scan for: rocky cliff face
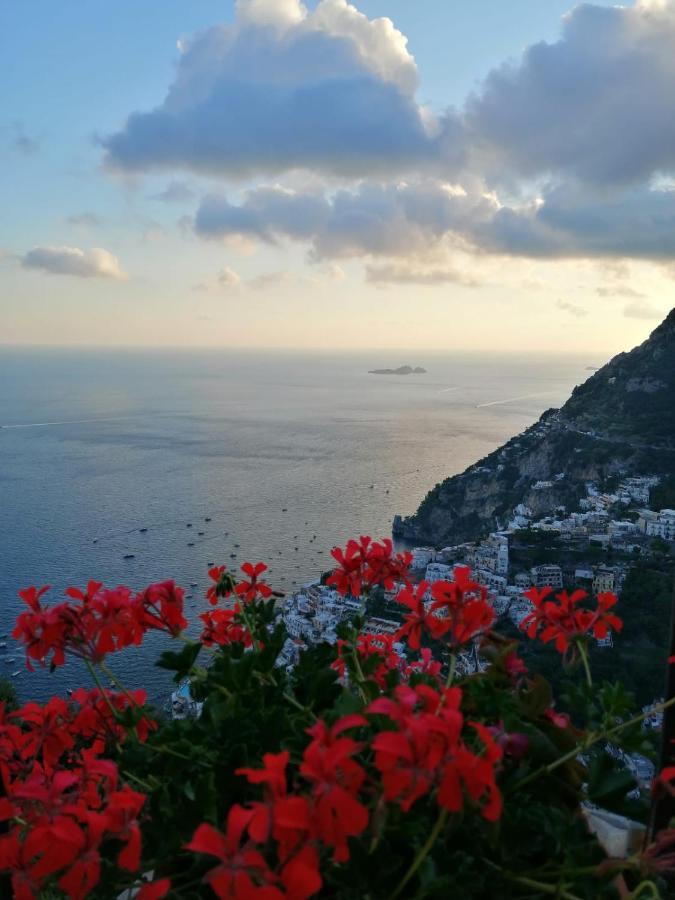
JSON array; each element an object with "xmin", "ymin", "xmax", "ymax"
[{"xmin": 395, "ymin": 309, "xmax": 675, "ymax": 546}]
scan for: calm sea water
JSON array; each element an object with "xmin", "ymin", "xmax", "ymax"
[{"xmin": 0, "ymin": 347, "xmax": 599, "ymax": 703}]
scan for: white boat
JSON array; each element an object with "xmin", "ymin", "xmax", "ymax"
[{"xmin": 11, "ymin": 671, "xmax": 19, "ymax": 678}]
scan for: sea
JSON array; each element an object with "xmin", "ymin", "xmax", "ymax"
[{"xmin": 0, "ymin": 347, "xmax": 601, "ymax": 705}]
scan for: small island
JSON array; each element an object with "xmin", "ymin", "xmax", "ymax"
[{"xmin": 368, "ymin": 365, "xmax": 427, "ymax": 375}]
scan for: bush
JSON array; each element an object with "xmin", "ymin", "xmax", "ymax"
[{"xmin": 2, "ymin": 540, "xmax": 675, "ymax": 898}]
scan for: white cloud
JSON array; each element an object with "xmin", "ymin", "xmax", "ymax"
[
  {"xmin": 217, "ymin": 266, "xmax": 241, "ymax": 288},
  {"xmin": 105, "ymin": 0, "xmax": 675, "ymax": 267},
  {"xmin": 152, "ymin": 180, "xmax": 196, "ymax": 203},
  {"xmin": 556, "ymin": 299, "xmax": 588, "ymax": 318},
  {"xmin": 21, "ymin": 246, "xmax": 127, "ymax": 280},
  {"xmin": 623, "ymin": 299, "xmax": 665, "ymax": 319},
  {"xmin": 104, "ymin": 0, "xmax": 434, "ymax": 178},
  {"xmin": 464, "ymin": 1, "xmax": 675, "ymax": 188},
  {"xmin": 365, "ymin": 262, "xmax": 480, "ymax": 286}
]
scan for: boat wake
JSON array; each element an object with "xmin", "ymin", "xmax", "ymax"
[
  {"xmin": 476, "ymin": 391, "xmax": 554, "ymax": 409},
  {"xmin": 0, "ymin": 416, "xmax": 135, "ymax": 429}
]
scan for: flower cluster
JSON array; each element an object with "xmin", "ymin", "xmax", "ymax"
[
  {"xmin": 187, "ymin": 716, "xmax": 369, "ymax": 899},
  {"xmin": 368, "ymin": 684, "xmax": 502, "ymax": 819},
  {"xmin": 0, "ymin": 690, "xmax": 161, "ymax": 900},
  {"xmin": 206, "ymin": 562, "xmax": 273, "ymax": 607},
  {"xmin": 200, "ymin": 605, "xmax": 253, "ymax": 649},
  {"xmin": 520, "ymin": 586, "xmax": 623, "ymax": 653},
  {"xmin": 332, "ymin": 632, "xmax": 401, "ymax": 688},
  {"xmin": 327, "ymin": 537, "xmax": 412, "ymax": 598},
  {"xmin": 187, "ymin": 680, "xmax": 504, "ymax": 898},
  {"xmin": 13, "ymin": 580, "xmax": 187, "ymax": 670},
  {"xmin": 395, "ymin": 567, "xmax": 494, "ymax": 651},
  {"xmin": 7, "ymin": 533, "xmax": 670, "ymax": 900}
]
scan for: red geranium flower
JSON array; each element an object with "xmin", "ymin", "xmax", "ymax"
[{"xmin": 236, "ymin": 563, "xmax": 272, "ymax": 604}]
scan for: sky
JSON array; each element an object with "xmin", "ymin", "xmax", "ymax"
[{"xmin": 1, "ymin": 0, "xmax": 675, "ymax": 354}]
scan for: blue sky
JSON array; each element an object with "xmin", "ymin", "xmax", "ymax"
[{"xmin": 1, "ymin": 0, "xmax": 673, "ymax": 351}]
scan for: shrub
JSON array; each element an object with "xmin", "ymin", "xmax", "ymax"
[{"xmin": 1, "ymin": 537, "xmax": 674, "ymax": 898}]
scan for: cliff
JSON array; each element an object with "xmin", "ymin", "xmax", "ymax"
[{"xmin": 395, "ymin": 309, "xmax": 675, "ymax": 546}]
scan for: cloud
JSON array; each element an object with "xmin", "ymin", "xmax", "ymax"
[
  {"xmin": 66, "ymin": 212, "xmax": 103, "ymax": 227},
  {"xmin": 194, "ymin": 180, "xmax": 492, "ymax": 259},
  {"xmin": 104, "ymin": 0, "xmax": 675, "ymax": 266},
  {"xmin": 103, "ymin": 0, "xmax": 442, "ymax": 178},
  {"xmin": 248, "ymin": 270, "xmax": 297, "ymax": 290},
  {"xmin": 152, "ymin": 180, "xmax": 196, "ymax": 203},
  {"xmin": 3, "ymin": 121, "xmax": 41, "ymax": 156},
  {"xmin": 21, "ymin": 246, "xmax": 127, "ymax": 280},
  {"xmin": 556, "ymin": 299, "xmax": 588, "ymax": 318},
  {"xmin": 217, "ymin": 266, "xmax": 241, "ymax": 288},
  {"xmin": 595, "ymin": 285, "xmax": 645, "ymax": 299},
  {"xmin": 365, "ymin": 262, "xmax": 480, "ymax": 286},
  {"xmin": 464, "ymin": 0, "xmax": 675, "ymax": 188},
  {"xmin": 193, "ymin": 177, "xmax": 675, "ymax": 264},
  {"xmin": 623, "ymin": 298, "xmax": 665, "ymax": 320}
]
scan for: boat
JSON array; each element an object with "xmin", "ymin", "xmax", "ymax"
[
  {"xmin": 123, "ymin": 554, "xmax": 135, "ymax": 559},
  {"xmin": 0, "ymin": 642, "xmax": 6, "ymax": 649},
  {"xmin": 198, "ymin": 531, "xmax": 204, "ymax": 535},
  {"xmin": 11, "ymin": 671, "xmax": 19, "ymax": 678},
  {"xmin": 205, "ymin": 517, "xmax": 212, "ymax": 522},
  {"xmin": 190, "ymin": 582, "xmax": 197, "ymax": 588},
  {"xmin": 230, "ymin": 553, "xmax": 237, "ymax": 558},
  {"xmin": 139, "ymin": 527, "xmax": 148, "ymax": 533},
  {"xmin": 186, "ymin": 523, "xmax": 192, "ymax": 528},
  {"xmin": 282, "ymin": 508, "xmax": 287, "ymax": 512},
  {"xmin": 6, "ymin": 658, "xmax": 15, "ymax": 664},
  {"xmin": 187, "ymin": 542, "xmax": 194, "ymax": 547},
  {"xmin": 66, "ymin": 688, "xmax": 73, "ymax": 697}
]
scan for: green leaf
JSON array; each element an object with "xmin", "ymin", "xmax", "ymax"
[{"xmin": 155, "ymin": 640, "xmax": 202, "ymax": 682}]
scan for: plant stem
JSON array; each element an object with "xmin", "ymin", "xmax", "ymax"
[
  {"xmin": 512, "ymin": 694, "xmax": 675, "ymax": 793},
  {"xmin": 577, "ymin": 641, "xmax": 593, "ymax": 688},
  {"xmin": 238, "ymin": 602, "xmax": 260, "ymax": 652},
  {"xmin": 505, "ymin": 873, "xmax": 583, "ymax": 899},
  {"xmin": 100, "ymin": 662, "xmax": 141, "ymax": 707},
  {"xmin": 481, "ymin": 859, "xmax": 584, "ymax": 899},
  {"xmin": 391, "ymin": 808, "xmax": 448, "ymax": 899},
  {"xmin": 84, "ymin": 660, "xmax": 120, "ymax": 720},
  {"xmin": 445, "ymin": 651, "xmax": 457, "ymax": 688}
]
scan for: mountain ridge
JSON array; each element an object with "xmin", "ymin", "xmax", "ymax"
[{"xmin": 395, "ymin": 310, "xmax": 675, "ymax": 546}]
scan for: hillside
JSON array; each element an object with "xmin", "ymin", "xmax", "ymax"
[{"xmin": 395, "ymin": 309, "xmax": 675, "ymax": 546}]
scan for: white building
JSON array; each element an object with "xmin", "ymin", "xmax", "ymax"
[
  {"xmin": 412, "ymin": 547, "xmax": 435, "ymax": 569},
  {"xmin": 531, "ymin": 565, "xmax": 563, "ymax": 590},
  {"xmin": 425, "ymin": 562, "xmax": 455, "ymax": 584}
]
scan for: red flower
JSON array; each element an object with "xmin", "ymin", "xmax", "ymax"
[
  {"xmin": 332, "ymin": 634, "xmax": 400, "ymax": 688},
  {"xmin": 520, "ymin": 587, "xmax": 622, "ymax": 653},
  {"xmin": 200, "ymin": 605, "xmax": 252, "ymax": 648},
  {"xmin": 12, "ymin": 698, "xmax": 75, "ymax": 772},
  {"xmin": 103, "ymin": 785, "xmax": 146, "ymax": 871},
  {"xmin": 394, "ymin": 581, "xmax": 431, "ymax": 650},
  {"xmin": 504, "ymin": 651, "xmax": 528, "ymax": 681},
  {"xmin": 137, "ymin": 877, "xmax": 172, "ymax": 900},
  {"xmin": 427, "ymin": 570, "xmax": 494, "ymax": 648},
  {"xmin": 136, "ymin": 580, "xmax": 187, "ymax": 636},
  {"xmin": 236, "ymin": 563, "xmax": 273, "ymax": 604},
  {"xmin": 299, "ymin": 716, "xmax": 368, "ymax": 862},
  {"xmin": 404, "ymin": 647, "xmax": 442, "ymax": 682},
  {"xmin": 187, "ymin": 810, "xmax": 282, "ymax": 899},
  {"xmin": 327, "ymin": 536, "xmax": 413, "ymax": 598}
]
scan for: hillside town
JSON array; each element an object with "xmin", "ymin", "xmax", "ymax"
[
  {"xmin": 273, "ymin": 474, "xmax": 674, "ymax": 790},
  {"xmin": 280, "ymin": 474, "xmax": 673, "ymax": 659}
]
